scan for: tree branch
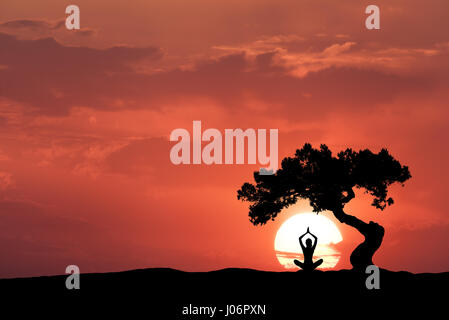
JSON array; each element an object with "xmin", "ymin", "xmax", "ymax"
[{"xmin": 341, "ymin": 187, "xmax": 355, "ymax": 204}]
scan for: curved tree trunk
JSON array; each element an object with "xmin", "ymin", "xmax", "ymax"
[{"xmin": 331, "ymin": 207, "xmax": 384, "ymax": 271}]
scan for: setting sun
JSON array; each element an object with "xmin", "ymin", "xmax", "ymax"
[{"xmin": 274, "ymin": 213, "xmax": 343, "ymax": 270}]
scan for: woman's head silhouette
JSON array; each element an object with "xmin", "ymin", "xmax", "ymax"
[{"xmin": 305, "ymin": 238, "xmax": 313, "ymax": 248}]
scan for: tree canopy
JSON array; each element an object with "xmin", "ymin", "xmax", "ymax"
[{"xmin": 237, "ymin": 143, "xmax": 411, "ymax": 225}]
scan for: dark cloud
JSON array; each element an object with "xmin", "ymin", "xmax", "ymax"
[
  {"xmin": 0, "ymin": 19, "xmax": 97, "ymax": 38},
  {"xmin": 0, "ymin": 19, "xmax": 59, "ymax": 30},
  {"xmin": 0, "ymin": 31, "xmax": 442, "ymax": 120},
  {"xmin": 0, "ymin": 33, "xmax": 163, "ymax": 115}
]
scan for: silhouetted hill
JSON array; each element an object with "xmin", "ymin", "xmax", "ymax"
[{"xmin": 1, "ymin": 268, "xmax": 447, "ymax": 317}]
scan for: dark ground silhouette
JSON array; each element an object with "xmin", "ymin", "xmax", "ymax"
[{"xmin": 1, "ymin": 268, "xmax": 447, "ymax": 317}]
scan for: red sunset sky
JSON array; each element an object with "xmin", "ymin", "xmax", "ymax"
[{"xmin": 0, "ymin": 0, "xmax": 448, "ymax": 278}]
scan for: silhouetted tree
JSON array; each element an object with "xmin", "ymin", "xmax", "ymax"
[{"xmin": 237, "ymin": 143, "xmax": 411, "ymax": 271}]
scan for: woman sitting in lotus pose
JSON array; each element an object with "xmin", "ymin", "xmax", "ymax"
[{"xmin": 294, "ymin": 227, "xmax": 323, "ymax": 271}]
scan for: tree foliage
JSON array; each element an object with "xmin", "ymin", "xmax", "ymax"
[{"xmin": 237, "ymin": 143, "xmax": 411, "ymax": 225}]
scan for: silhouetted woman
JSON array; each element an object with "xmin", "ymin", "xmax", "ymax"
[{"xmin": 294, "ymin": 227, "xmax": 323, "ymax": 271}]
